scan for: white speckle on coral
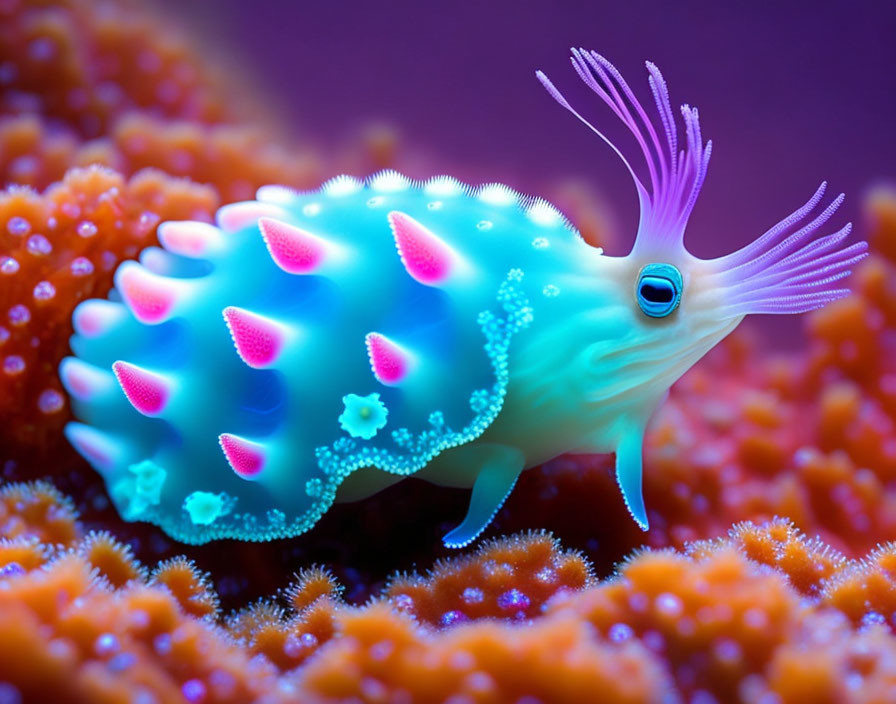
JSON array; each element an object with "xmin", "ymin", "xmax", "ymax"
[
  {"xmin": 26, "ymin": 234, "xmax": 52, "ymax": 256},
  {"xmin": 33, "ymin": 281, "xmax": 56, "ymax": 301},
  {"xmin": 70, "ymin": 257, "xmax": 95, "ymax": 276},
  {"xmin": 0, "ymin": 257, "xmax": 19, "ymax": 275},
  {"xmin": 8, "ymin": 304, "xmax": 30, "ymax": 326},
  {"xmin": 38, "ymin": 389, "xmax": 64, "ymax": 414},
  {"xmin": 6, "ymin": 216, "xmax": 30, "ymax": 236},
  {"xmin": 3, "ymin": 355, "xmax": 25, "ymax": 375},
  {"xmin": 77, "ymin": 220, "xmax": 98, "ymax": 238}
]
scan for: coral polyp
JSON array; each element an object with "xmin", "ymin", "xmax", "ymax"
[
  {"xmin": 5, "ymin": 478, "xmax": 896, "ymax": 703},
  {"xmin": 0, "ymin": 0, "xmax": 243, "ymax": 134},
  {"xmin": 0, "ymin": 166, "xmax": 218, "ymax": 451},
  {"xmin": 1, "ymin": 0, "xmax": 895, "ymax": 698},
  {"xmin": 64, "ymin": 52, "xmax": 865, "ymax": 548}
]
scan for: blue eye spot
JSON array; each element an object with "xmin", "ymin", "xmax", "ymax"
[{"xmin": 636, "ymin": 263, "xmax": 682, "ymax": 318}]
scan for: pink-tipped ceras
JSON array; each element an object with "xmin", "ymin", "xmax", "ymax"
[{"xmin": 61, "ymin": 50, "xmax": 866, "ymax": 546}]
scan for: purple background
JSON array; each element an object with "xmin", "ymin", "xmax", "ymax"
[{"xmin": 165, "ymin": 0, "xmax": 895, "ymax": 340}]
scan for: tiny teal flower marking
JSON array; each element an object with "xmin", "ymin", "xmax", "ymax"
[
  {"xmin": 184, "ymin": 491, "xmax": 225, "ymax": 525},
  {"xmin": 128, "ymin": 460, "xmax": 166, "ymax": 506},
  {"xmin": 339, "ymin": 392, "xmax": 388, "ymax": 439}
]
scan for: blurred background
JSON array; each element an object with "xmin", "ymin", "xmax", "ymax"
[
  {"xmin": 161, "ymin": 0, "xmax": 895, "ymax": 256},
  {"xmin": 2, "ymin": 0, "xmax": 896, "ymax": 614}
]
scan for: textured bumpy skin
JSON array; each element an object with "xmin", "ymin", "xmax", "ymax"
[
  {"xmin": 62, "ymin": 51, "xmax": 867, "ymax": 546},
  {"xmin": 61, "ymin": 172, "xmax": 574, "ymax": 543}
]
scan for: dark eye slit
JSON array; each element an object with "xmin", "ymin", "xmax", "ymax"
[{"xmin": 640, "ymin": 281, "xmax": 675, "ymax": 304}]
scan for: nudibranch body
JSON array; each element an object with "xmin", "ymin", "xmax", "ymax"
[{"xmin": 61, "ymin": 51, "xmax": 867, "ymax": 546}]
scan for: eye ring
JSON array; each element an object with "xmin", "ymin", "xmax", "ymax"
[{"xmin": 636, "ymin": 263, "xmax": 683, "ymax": 318}]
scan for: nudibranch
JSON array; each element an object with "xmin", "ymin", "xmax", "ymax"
[{"xmin": 61, "ymin": 50, "xmax": 867, "ymax": 546}]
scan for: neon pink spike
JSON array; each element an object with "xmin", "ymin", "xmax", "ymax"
[
  {"xmin": 116, "ymin": 263, "xmax": 180, "ymax": 324},
  {"xmin": 219, "ymin": 433, "xmax": 266, "ymax": 479},
  {"xmin": 365, "ymin": 332, "xmax": 412, "ymax": 385},
  {"xmin": 387, "ymin": 211, "xmax": 455, "ymax": 285},
  {"xmin": 216, "ymin": 202, "xmax": 284, "ymax": 233},
  {"xmin": 158, "ymin": 221, "xmax": 224, "ymax": 258},
  {"xmin": 112, "ymin": 361, "xmax": 170, "ymax": 416},
  {"xmin": 222, "ymin": 307, "xmax": 286, "ymax": 369},
  {"xmin": 258, "ymin": 217, "xmax": 329, "ymax": 274}
]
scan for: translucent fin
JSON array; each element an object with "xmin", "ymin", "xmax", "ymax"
[
  {"xmin": 615, "ymin": 423, "xmax": 648, "ymax": 531},
  {"xmin": 442, "ymin": 445, "xmax": 524, "ymax": 548}
]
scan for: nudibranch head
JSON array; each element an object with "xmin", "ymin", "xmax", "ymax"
[
  {"xmin": 536, "ymin": 50, "xmax": 867, "ymax": 531},
  {"xmin": 538, "ymin": 48, "xmax": 867, "ymax": 337}
]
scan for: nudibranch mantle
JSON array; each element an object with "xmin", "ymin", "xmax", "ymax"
[{"xmin": 62, "ymin": 51, "xmax": 867, "ymax": 547}]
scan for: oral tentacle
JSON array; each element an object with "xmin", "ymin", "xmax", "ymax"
[
  {"xmin": 726, "ymin": 194, "xmax": 847, "ymax": 281},
  {"xmin": 766, "ymin": 224, "xmax": 852, "ymax": 272},
  {"xmin": 729, "ymin": 240, "xmax": 867, "ymax": 298},
  {"xmin": 714, "ymin": 183, "xmax": 829, "ymax": 271},
  {"xmin": 707, "ymin": 179, "xmax": 866, "ymax": 318}
]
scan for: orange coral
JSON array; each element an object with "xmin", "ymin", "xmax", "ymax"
[
  {"xmin": 77, "ymin": 529, "xmax": 145, "ymax": 587},
  {"xmin": 0, "ymin": 478, "xmax": 80, "ymax": 545},
  {"xmin": 822, "ymin": 542, "xmax": 896, "ymax": 625},
  {"xmin": 4, "ymin": 480, "xmax": 896, "ymax": 703},
  {"xmin": 0, "ymin": 114, "xmax": 79, "ymax": 188},
  {"xmin": 0, "ymin": 554, "xmax": 290, "ymax": 704},
  {"xmin": 386, "ymin": 531, "xmax": 591, "ymax": 626},
  {"xmin": 0, "ymin": 166, "xmax": 218, "ymax": 451},
  {"xmin": 503, "ymin": 187, "xmax": 896, "ymax": 562},
  {"xmin": 296, "ymin": 603, "xmax": 668, "ymax": 704},
  {"xmin": 150, "ymin": 556, "xmax": 220, "ymax": 621},
  {"xmin": 225, "ymin": 567, "xmax": 343, "ymax": 671},
  {"xmin": 0, "ymin": 112, "xmax": 323, "ymax": 197},
  {"xmin": 0, "ymin": 0, "xmax": 247, "ymax": 134},
  {"xmin": 694, "ymin": 517, "xmax": 848, "ymax": 596}
]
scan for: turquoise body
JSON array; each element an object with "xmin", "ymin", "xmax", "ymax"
[
  {"xmin": 63, "ymin": 175, "xmax": 650, "ymax": 545},
  {"xmin": 61, "ymin": 52, "xmax": 867, "ymax": 547}
]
